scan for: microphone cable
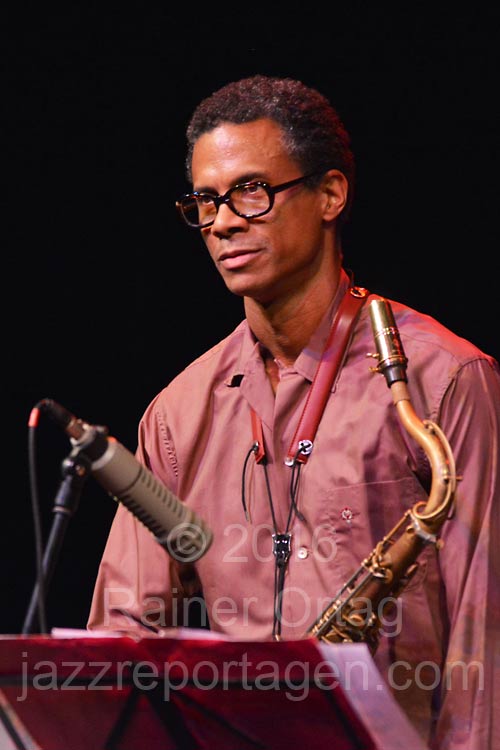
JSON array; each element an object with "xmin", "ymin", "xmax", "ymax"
[{"xmin": 24, "ymin": 403, "xmax": 48, "ymax": 634}]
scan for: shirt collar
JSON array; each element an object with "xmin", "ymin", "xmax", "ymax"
[{"xmin": 226, "ymin": 269, "xmax": 353, "ymax": 387}]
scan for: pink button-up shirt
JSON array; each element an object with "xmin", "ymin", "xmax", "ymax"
[{"xmin": 88, "ymin": 272, "xmax": 500, "ymax": 749}]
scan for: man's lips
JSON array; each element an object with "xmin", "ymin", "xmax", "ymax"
[{"xmin": 218, "ymin": 247, "xmax": 261, "ymax": 268}]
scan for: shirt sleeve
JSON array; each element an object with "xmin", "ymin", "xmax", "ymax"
[
  {"xmin": 431, "ymin": 356, "xmax": 500, "ymax": 750},
  {"xmin": 87, "ymin": 404, "xmax": 203, "ymax": 635}
]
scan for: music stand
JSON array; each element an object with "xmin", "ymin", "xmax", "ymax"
[{"xmin": 0, "ymin": 631, "xmax": 427, "ymax": 750}]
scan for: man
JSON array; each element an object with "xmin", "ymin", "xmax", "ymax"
[{"xmin": 88, "ymin": 75, "xmax": 500, "ymax": 749}]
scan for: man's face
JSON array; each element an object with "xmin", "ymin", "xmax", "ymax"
[{"xmin": 191, "ymin": 118, "xmax": 332, "ymax": 305}]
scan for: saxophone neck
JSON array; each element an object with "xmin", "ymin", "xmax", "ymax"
[
  {"xmin": 370, "ymin": 302, "xmax": 458, "ymax": 531},
  {"xmin": 396, "ymin": 391, "xmax": 457, "ymax": 531}
]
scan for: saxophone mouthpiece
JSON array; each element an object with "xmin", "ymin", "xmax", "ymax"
[{"xmin": 369, "ymin": 299, "xmax": 408, "ymax": 387}]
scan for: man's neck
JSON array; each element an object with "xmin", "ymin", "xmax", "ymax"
[{"xmin": 244, "ymin": 266, "xmax": 343, "ymax": 366}]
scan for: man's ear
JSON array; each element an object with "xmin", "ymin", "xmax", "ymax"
[{"xmin": 321, "ymin": 169, "xmax": 349, "ymax": 221}]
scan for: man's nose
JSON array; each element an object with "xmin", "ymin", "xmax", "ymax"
[{"xmin": 210, "ymin": 202, "xmax": 248, "ymax": 235}]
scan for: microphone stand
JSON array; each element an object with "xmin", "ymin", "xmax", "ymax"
[{"xmin": 22, "ymin": 447, "xmax": 91, "ymax": 635}]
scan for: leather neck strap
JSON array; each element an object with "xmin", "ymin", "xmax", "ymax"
[{"xmin": 251, "ymin": 285, "xmax": 370, "ymax": 466}]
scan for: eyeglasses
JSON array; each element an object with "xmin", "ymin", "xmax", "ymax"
[{"xmin": 176, "ymin": 171, "xmax": 324, "ymax": 229}]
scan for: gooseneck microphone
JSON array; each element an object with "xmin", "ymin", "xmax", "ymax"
[{"xmin": 38, "ymin": 399, "xmax": 213, "ymax": 563}]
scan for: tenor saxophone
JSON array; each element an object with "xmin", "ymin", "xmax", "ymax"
[{"xmin": 307, "ymin": 298, "xmax": 458, "ymax": 653}]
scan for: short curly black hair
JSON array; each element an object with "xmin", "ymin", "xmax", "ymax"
[{"xmin": 185, "ymin": 75, "xmax": 355, "ymax": 223}]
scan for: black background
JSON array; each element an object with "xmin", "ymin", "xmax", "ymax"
[{"xmin": 3, "ymin": 6, "xmax": 499, "ymax": 635}]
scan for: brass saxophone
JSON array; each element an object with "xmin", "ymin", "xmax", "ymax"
[{"xmin": 307, "ymin": 298, "xmax": 458, "ymax": 653}]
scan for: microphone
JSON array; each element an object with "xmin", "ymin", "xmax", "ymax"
[{"xmin": 38, "ymin": 399, "xmax": 213, "ymax": 563}]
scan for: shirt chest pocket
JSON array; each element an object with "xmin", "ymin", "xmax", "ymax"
[{"xmin": 315, "ymin": 476, "xmax": 430, "ymax": 593}]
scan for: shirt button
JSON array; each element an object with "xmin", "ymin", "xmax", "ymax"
[
  {"xmin": 297, "ymin": 546, "xmax": 309, "ymax": 560},
  {"xmin": 341, "ymin": 507, "xmax": 353, "ymax": 523}
]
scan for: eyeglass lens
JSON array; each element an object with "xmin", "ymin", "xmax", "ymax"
[{"xmin": 182, "ymin": 183, "xmax": 271, "ymax": 227}]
